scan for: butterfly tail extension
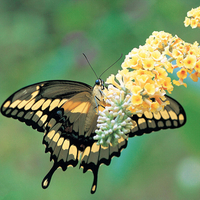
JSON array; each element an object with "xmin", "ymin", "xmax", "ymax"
[
  {"xmin": 42, "ymin": 162, "xmax": 58, "ymax": 189},
  {"xmin": 82, "ymin": 159, "xmax": 99, "ymax": 194},
  {"xmin": 91, "ymin": 170, "xmax": 98, "ymax": 194},
  {"xmin": 80, "ymin": 137, "xmax": 128, "ymax": 194}
]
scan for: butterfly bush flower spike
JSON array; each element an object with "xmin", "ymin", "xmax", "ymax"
[{"xmin": 94, "ymin": 80, "xmax": 133, "ymax": 147}]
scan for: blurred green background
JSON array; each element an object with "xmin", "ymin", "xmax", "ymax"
[{"xmin": 0, "ymin": 0, "xmax": 200, "ymax": 199}]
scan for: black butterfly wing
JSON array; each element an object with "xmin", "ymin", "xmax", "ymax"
[
  {"xmin": 1, "ymin": 80, "xmax": 92, "ymax": 132},
  {"xmin": 74, "ymin": 95, "xmax": 186, "ymax": 193},
  {"xmin": 80, "ymin": 137, "xmax": 128, "ymax": 194},
  {"xmin": 40, "ymin": 87, "xmax": 128, "ymax": 193},
  {"xmin": 129, "ymin": 95, "xmax": 186, "ymax": 137},
  {"xmin": 41, "ymin": 90, "xmax": 96, "ymax": 189}
]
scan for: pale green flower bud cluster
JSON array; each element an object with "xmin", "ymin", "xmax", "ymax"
[{"xmin": 94, "ymin": 85, "xmax": 134, "ymax": 147}]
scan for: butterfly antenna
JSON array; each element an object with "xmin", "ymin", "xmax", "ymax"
[
  {"xmin": 99, "ymin": 53, "xmax": 123, "ymax": 78},
  {"xmin": 83, "ymin": 53, "xmax": 98, "ymax": 79}
]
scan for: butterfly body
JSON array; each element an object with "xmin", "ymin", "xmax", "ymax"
[{"xmin": 1, "ymin": 78, "xmax": 186, "ymax": 194}]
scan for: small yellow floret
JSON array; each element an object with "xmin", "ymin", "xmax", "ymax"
[
  {"xmin": 155, "ymin": 67, "xmax": 168, "ymax": 79},
  {"xmin": 138, "ymin": 50, "xmax": 148, "ymax": 59},
  {"xmin": 131, "ymin": 94, "xmax": 143, "ymax": 105},
  {"xmin": 151, "ymin": 50, "xmax": 162, "ymax": 61},
  {"xmin": 106, "ymin": 74, "xmax": 121, "ymax": 89},
  {"xmin": 185, "ymin": 7, "xmax": 200, "ymax": 29},
  {"xmin": 144, "ymin": 83, "xmax": 155, "ymax": 95},
  {"xmin": 150, "ymin": 102, "xmax": 160, "ymax": 112},
  {"xmin": 136, "ymin": 74, "xmax": 149, "ymax": 84},
  {"xmin": 190, "ymin": 72, "xmax": 199, "ymax": 82},
  {"xmin": 177, "ymin": 68, "xmax": 188, "ymax": 79},
  {"xmin": 173, "ymin": 79, "xmax": 187, "ymax": 87},
  {"xmin": 142, "ymin": 58, "xmax": 155, "ymax": 70},
  {"xmin": 176, "ymin": 56, "xmax": 184, "ymax": 67},
  {"xmin": 162, "ymin": 77, "xmax": 173, "ymax": 93},
  {"xmin": 164, "ymin": 62, "xmax": 174, "ymax": 73},
  {"xmin": 129, "ymin": 55, "xmax": 139, "ymax": 67},
  {"xmin": 191, "ymin": 18, "xmax": 198, "ymax": 28},
  {"xmin": 172, "ymin": 49, "xmax": 182, "ymax": 58},
  {"xmin": 184, "ymin": 55, "xmax": 196, "ymax": 69},
  {"xmin": 184, "ymin": 17, "xmax": 191, "ymax": 27},
  {"xmin": 131, "ymin": 85, "xmax": 143, "ymax": 95},
  {"xmin": 195, "ymin": 60, "xmax": 200, "ymax": 72}
]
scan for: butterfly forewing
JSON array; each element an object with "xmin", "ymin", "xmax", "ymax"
[{"xmin": 1, "ymin": 80, "xmax": 92, "ymax": 132}]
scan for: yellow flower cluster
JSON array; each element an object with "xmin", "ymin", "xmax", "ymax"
[
  {"xmin": 106, "ymin": 48, "xmax": 170, "ymax": 113},
  {"xmin": 94, "ymin": 6, "xmax": 200, "ymax": 146},
  {"xmin": 166, "ymin": 36, "xmax": 200, "ymax": 84},
  {"xmin": 106, "ymin": 30, "xmax": 200, "ymax": 114},
  {"xmin": 184, "ymin": 6, "xmax": 200, "ymax": 28}
]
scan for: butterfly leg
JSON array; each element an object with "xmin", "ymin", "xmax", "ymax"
[
  {"xmin": 93, "ymin": 96, "xmax": 105, "ymax": 114},
  {"xmin": 94, "ymin": 96, "xmax": 100, "ymax": 114}
]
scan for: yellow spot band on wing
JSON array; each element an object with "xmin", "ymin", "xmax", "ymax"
[
  {"xmin": 69, "ymin": 145, "xmax": 77, "ymax": 155},
  {"xmin": 10, "ymin": 100, "xmax": 21, "ymax": 109},
  {"xmin": 38, "ymin": 115, "xmax": 48, "ymax": 126},
  {"xmin": 2, "ymin": 101, "xmax": 11, "ymax": 111},
  {"xmin": 32, "ymin": 99, "xmax": 45, "ymax": 110},
  {"xmin": 71, "ymin": 102, "xmax": 91, "ymax": 113},
  {"xmin": 179, "ymin": 114, "xmax": 185, "ymax": 124},
  {"xmin": 160, "ymin": 110, "xmax": 170, "ymax": 119},
  {"xmin": 41, "ymin": 99, "xmax": 52, "ymax": 110},
  {"xmin": 144, "ymin": 111, "xmax": 153, "ymax": 119},
  {"xmin": 53, "ymin": 132, "xmax": 60, "ymax": 142},
  {"xmin": 47, "ymin": 130, "xmax": 56, "ymax": 140},
  {"xmin": 80, "ymin": 146, "xmax": 91, "ymax": 164},
  {"xmin": 67, "ymin": 145, "xmax": 77, "ymax": 161},
  {"xmin": 17, "ymin": 100, "xmax": 30, "ymax": 109},
  {"xmin": 62, "ymin": 139, "xmax": 70, "ymax": 150},
  {"xmin": 138, "ymin": 118, "xmax": 147, "ymax": 129},
  {"xmin": 57, "ymin": 137, "xmax": 64, "ymax": 146},
  {"xmin": 91, "ymin": 143, "xmax": 100, "ymax": 153},
  {"xmin": 24, "ymin": 99, "xmax": 36, "ymax": 110},
  {"xmin": 168, "ymin": 110, "xmax": 178, "ymax": 120},
  {"xmin": 118, "ymin": 137, "xmax": 125, "ymax": 143},
  {"xmin": 49, "ymin": 99, "xmax": 60, "ymax": 111}
]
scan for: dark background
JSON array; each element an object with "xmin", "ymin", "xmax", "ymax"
[{"xmin": 0, "ymin": 0, "xmax": 200, "ymax": 199}]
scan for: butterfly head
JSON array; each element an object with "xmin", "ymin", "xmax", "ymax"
[{"xmin": 95, "ymin": 79, "xmax": 104, "ymax": 90}]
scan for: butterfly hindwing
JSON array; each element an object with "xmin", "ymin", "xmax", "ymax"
[
  {"xmin": 40, "ymin": 89, "xmax": 128, "ymax": 193},
  {"xmin": 80, "ymin": 137, "xmax": 128, "ymax": 193},
  {"xmin": 41, "ymin": 94, "xmax": 95, "ymax": 188},
  {"xmin": 129, "ymin": 95, "xmax": 186, "ymax": 137}
]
